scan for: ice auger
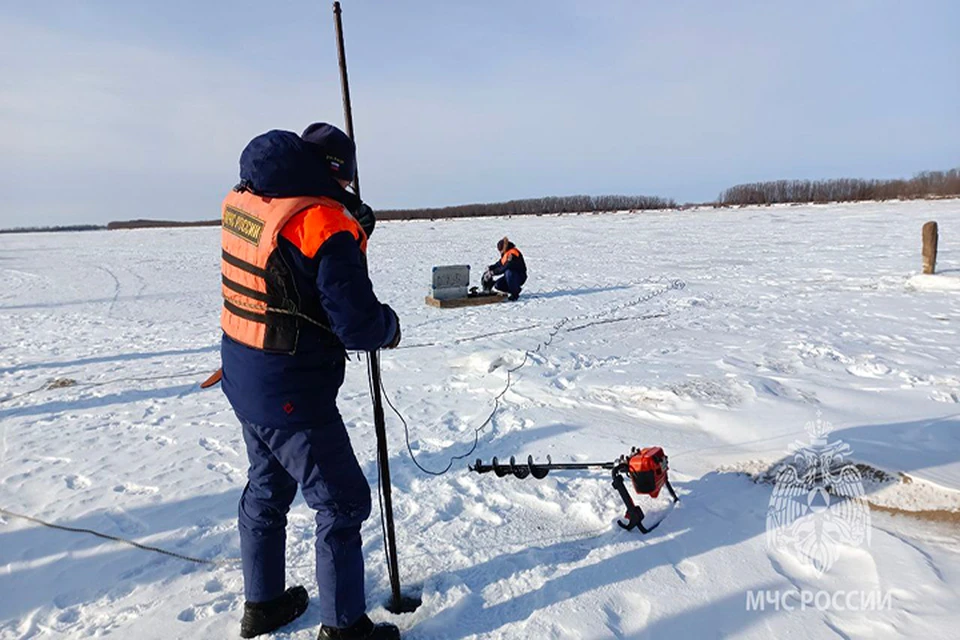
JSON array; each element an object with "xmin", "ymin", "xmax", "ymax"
[{"xmin": 469, "ymin": 446, "xmax": 679, "ymax": 534}]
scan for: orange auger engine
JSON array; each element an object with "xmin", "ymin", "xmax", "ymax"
[{"xmin": 470, "ymin": 446, "xmax": 679, "ymax": 534}]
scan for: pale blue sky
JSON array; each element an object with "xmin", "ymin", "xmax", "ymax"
[{"xmin": 1, "ymin": 1, "xmax": 957, "ymax": 226}]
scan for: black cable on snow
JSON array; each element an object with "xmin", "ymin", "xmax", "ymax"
[
  {"xmin": 396, "ymin": 277, "xmax": 678, "ymax": 351},
  {"xmin": 382, "ymin": 278, "xmax": 686, "ymax": 476},
  {"xmin": 0, "ymin": 280, "xmax": 684, "ymax": 566},
  {"xmin": 0, "ymin": 369, "xmax": 230, "ymax": 567},
  {"xmin": 0, "ymin": 507, "xmax": 231, "ymax": 566}
]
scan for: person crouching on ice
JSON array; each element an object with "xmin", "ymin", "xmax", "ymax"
[
  {"xmin": 481, "ymin": 236, "xmax": 527, "ymax": 300},
  {"xmin": 220, "ymin": 123, "xmax": 401, "ymax": 640}
]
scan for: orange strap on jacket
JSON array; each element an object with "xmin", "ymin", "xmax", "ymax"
[
  {"xmin": 500, "ymin": 247, "xmax": 521, "ymax": 265},
  {"xmin": 280, "ymin": 205, "xmax": 367, "ymax": 258}
]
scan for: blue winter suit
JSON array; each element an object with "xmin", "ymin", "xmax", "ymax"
[
  {"xmin": 220, "ymin": 130, "xmax": 397, "ymax": 628},
  {"xmin": 487, "ymin": 242, "xmax": 527, "ymax": 299}
]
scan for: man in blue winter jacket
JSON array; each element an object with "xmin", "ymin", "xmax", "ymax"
[
  {"xmin": 481, "ymin": 236, "xmax": 527, "ymax": 300},
  {"xmin": 219, "ymin": 123, "xmax": 401, "ymax": 639}
]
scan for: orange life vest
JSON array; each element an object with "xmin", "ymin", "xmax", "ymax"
[
  {"xmin": 500, "ymin": 247, "xmax": 522, "ymax": 265},
  {"xmin": 220, "ymin": 188, "xmax": 366, "ymax": 353}
]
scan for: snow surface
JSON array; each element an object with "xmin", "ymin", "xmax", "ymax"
[{"xmin": 1, "ymin": 199, "xmax": 960, "ymax": 639}]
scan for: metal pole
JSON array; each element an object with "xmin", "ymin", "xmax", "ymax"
[
  {"xmin": 333, "ymin": 1, "xmax": 360, "ymax": 198},
  {"xmin": 331, "ymin": 1, "xmax": 418, "ymax": 615}
]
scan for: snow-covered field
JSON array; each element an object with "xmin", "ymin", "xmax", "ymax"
[{"xmin": 2, "ymin": 199, "xmax": 959, "ymax": 639}]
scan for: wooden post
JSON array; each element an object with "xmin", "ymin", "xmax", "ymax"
[{"xmin": 922, "ymin": 221, "xmax": 938, "ymax": 275}]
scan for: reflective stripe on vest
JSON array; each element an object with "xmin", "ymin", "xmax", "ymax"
[
  {"xmin": 220, "ymin": 189, "xmax": 365, "ymax": 353},
  {"xmin": 500, "ymin": 247, "xmax": 521, "ymax": 265}
]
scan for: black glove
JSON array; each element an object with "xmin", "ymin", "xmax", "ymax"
[
  {"xmin": 354, "ymin": 203, "xmax": 376, "ymax": 238},
  {"xmin": 384, "ymin": 310, "xmax": 401, "ymax": 349},
  {"xmin": 481, "ymin": 269, "xmax": 495, "ymax": 291}
]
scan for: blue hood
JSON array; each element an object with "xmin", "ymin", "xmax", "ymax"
[{"xmin": 238, "ymin": 129, "xmax": 358, "ymax": 209}]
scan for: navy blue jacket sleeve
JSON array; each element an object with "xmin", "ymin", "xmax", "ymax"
[
  {"xmin": 489, "ymin": 255, "xmax": 513, "ymax": 276},
  {"xmin": 314, "ymin": 231, "xmax": 397, "ymax": 351}
]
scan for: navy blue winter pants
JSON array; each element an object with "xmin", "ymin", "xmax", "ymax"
[
  {"xmin": 237, "ymin": 414, "xmax": 372, "ymax": 627},
  {"xmin": 494, "ymin": 270, "xmax": 526, "ymax": 297}
]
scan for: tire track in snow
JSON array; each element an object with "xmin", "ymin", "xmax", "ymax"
[{"xmin": 91, "ymin": 264, "xmax": 122, "ymax": 316}]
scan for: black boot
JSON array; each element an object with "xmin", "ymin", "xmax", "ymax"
[
  {"xmin": 240, "ymin": 585, "xmax": 309, "ymax": 638},
  {"xmin": 317, "ymin": 614, "xmax": 400, "ymax": 640}
]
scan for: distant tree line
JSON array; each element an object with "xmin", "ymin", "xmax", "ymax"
[
  {"xmin": 0, "ymin": 224, "xmax": 104, "ymax": 234},
  {"xmin": 378, "ymin": 194, "xmax": 678, "ymax": 220},
  {"xmin": 106, "ymin": 219, "xmax": 220, "ymax": 230},
  {"xmin": 718, "ymin": 168, "xmax": 960, "ymax": 206},
  {"xmin": 4, "ymin": 168, "xmax": 959, "ymax": 233}
]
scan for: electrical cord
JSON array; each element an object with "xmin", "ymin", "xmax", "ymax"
[
  {"xmin": 0, "ymin": 507, "xmax": 232, "ymax": 566},
  {"xmin": 382, "ymin": 279, "xmax": 686, "ymax": 476},
  {"xmin": 397, "ymin": 277, "xmax": 681, "ymax": 351},
  {"xmin": 0, "ymin": 280, "xmax": 684, "ymax": 567}
]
